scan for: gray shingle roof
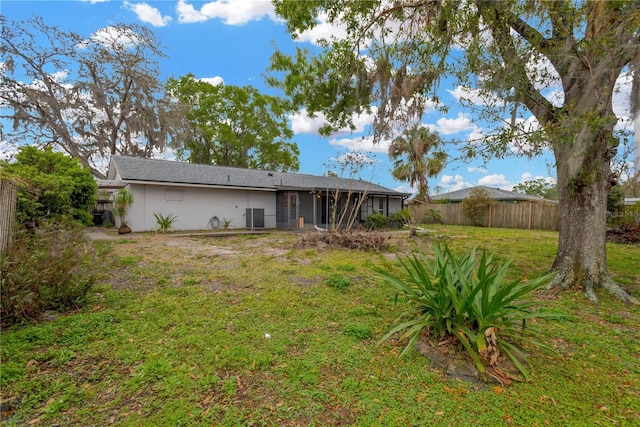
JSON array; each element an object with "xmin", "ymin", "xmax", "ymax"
[
  {"xmin": 431, "ymin": 186, "xmax": 552, "ymax": 202},
  {"xmin": 109, "ymin": 156, "xmax": 408, "ymax": 196}
]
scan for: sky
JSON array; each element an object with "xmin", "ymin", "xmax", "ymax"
[{"xmin": 1, "ymin": 0, "xmax": 636, "ymax": 196}]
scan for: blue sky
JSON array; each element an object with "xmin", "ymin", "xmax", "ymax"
[{"xmin": 1, "ymin": 0, "xmax": 636, "ymax": 195}]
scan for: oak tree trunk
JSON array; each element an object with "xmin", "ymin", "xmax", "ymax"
[{"xmin": 550, "ymin": 124, "xmax": 638, "ymax": 304}]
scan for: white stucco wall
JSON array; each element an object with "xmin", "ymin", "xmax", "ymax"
[{"xmin": 124, "ymin": 183, "xmax": 276, "ymax": 232}]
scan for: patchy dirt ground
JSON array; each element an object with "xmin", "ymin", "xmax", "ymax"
[
  {"xmin": 87, "ymin": 228, "xmax": 418, "ymax": 261},
  {"xmin": 88, "ymin": 229, "xmax": 303, "ymax": 292},
  {"xmin": 87, "ymin": 228, "xmax": 294, "ymax": 257}
]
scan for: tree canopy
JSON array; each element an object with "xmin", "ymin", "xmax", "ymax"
[
  {"xmin": 512, "ymin": 178, "xmax": 558, "ymax": 200},
  {"xmin": 0, "ymin": 16, "xmax": 181, "ymax": 178},
  {"xmin": 166, "ymin": 74, "xmax": 299, "ymax": 172},
  {"xmin": 0, "ymin": 145, "xmax": 97, "ymax": 226},
  {"xmin": 269, "ymin": 1, "xmax": 639, "ymax": 303}
]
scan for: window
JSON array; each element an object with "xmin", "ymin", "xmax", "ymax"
[
  {"xmin": 378, "ymin": 198, "xmax": 384, "ymax": 213},
  {"xmin": 166, "ymin": 190, "xmax": 183, "ymax": 201}
]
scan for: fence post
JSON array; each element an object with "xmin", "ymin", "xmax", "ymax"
[{"xmin": 0, "ymin": 180, "xmax": 18, "ymax": 255}]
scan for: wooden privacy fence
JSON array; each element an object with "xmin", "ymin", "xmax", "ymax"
[
  {"xmin": 416, "ymin": 202, "xmax": 559, "ymax": 231},
  {"xmin": 1, "ymin": 180, "xmax": 18, "ymax": 255}
]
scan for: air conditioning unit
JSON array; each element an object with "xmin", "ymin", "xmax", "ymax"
[{"xmin": 246, "ymin": 208, "xmax": 265, "ymax": 228}]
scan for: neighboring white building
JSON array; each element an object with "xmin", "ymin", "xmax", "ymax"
[{"xmin": 101, "ymin": 156, "xmax": 409, "ymax": 232}]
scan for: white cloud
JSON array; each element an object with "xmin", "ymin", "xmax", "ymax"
[
  {"xmin": 176, "ymin": 0, "xmax": 208, "ymax": 23},
  {"xmin": 292, "ymin": 9, "xmax": 404, "ymax": 45},
  {"xmin": 521, "ymin": 172, "xmax": 534, "ymax": 181},
  {"xmin": 200, "ymin": 76, "xmax": 224, "ymax": 86},
  {"xmin": 518, "ymin": 173, "xmax": 556, "ymax": 185},
  {"xmin": 507, "ymin": 115, "xmax": 545, "ymax": 155},
  {"xmin": 613, "ymin": 71, "xmax": 634, "ymax": 133},
  {"xmin": 350, "ymin": 110, "xmax": 376, "ymax": 133},
  {"xmin": 394, "ymin": 184, "xmax": 416, "ymax": 195},
  {"xmin": 124, "ymin": 2, "xmax": 172, "ymax": 27},
  {"xmin": 177, "ymin": 0, "xmax": 275, "ymax": 25},
  {"xmin": 467, "ymin": 127, "xmax": 486, "ymax": 144},
  {"xmin": 467, "ymin": 166, "xmax": 487, "ymax": 173},
  {"xmin": 526, "ymin": 54, "xmax": 562, "ymax": 92},
  {"xmin": 447, "ymin": 86, "xmax": 502, "ymax": 107},
  {"xmin": 543, "ymin": 88, "xmax": 564, "ymax": 107},
  {"xmin": 296, "ymin": 11, "xmax": 349, "ymax": 44},
  {"xmin": 478, "ymin": 174, "xmax": 511, "ymax": 189},
  {"xmin": 90, "ymin": 26, "xmax": 143, "ymax": 48},
  {"xmin": 440, "ymin": 174, "xmax": 462, "ymax": 185},
  {"xmin": 289, "ymin": 108, "xmax": 375, "ymax": 135},
  {"xmin": 435, "ymin": 113, "xmax": 478, "ymax": 135},
  {"xmin": 0, "ymin": 141, "xmax": 19, "ymax": 162},
  {"xmin": 290, "ymin": 110, "xmax": 327, "ymax": 134},
  {"xmin": 438, "ymin": 174, "xmax": 470, "ymax": 192},
  {"xmin": 333, "ymin": 151, "xmax": 376, "ymax": 166},
  {"xmin": 328, "ymin": 135, "xmax": 390, "ymax": 154}
]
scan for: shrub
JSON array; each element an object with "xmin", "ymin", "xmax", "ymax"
[
  {"xmin": 389, "ymin": 209, "xmax": 412, "ymax": 226},
  {"xmin": 461, "ymin": 188, "xmax": 495, "ymax": 226},
  {"xmin": 607, "ymin": 202, "xmax": 640, "ymax": 227},
  {"xmin": 423, "ymin": 208, "xmax": 443, "ymax": 224},
  {"xmin": 154, "ymin": 212, "xmax": 178, "ymax": 233},
  {"xmin": 0, "ymin": 146, "xmax": 97, "ymax": 226},
  {"xmin": 433, "ymin": 198, "xmax": 451, "ymax": 204},
  {"xmin": 606, "ymin": 185, "xmax": 625, "ymax": 220},
  {"xmin": 363, "ymin": 212, "xmax": 389, "ymax": 230},
  {"xmin": 376, "ymin": 244, "xmax": 569, "ymax": 380},
  {"xmin": 0, "ymin": 222, "xmax": 101, "ymax": 327}
]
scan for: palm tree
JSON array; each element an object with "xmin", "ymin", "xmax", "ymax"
[{"xmin": 389, "ymin": 124, "xmax": 447, "ymax": 203}]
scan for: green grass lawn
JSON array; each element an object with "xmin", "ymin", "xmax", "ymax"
[{"xmin": 1, "ymin": 225, "xmax": 639, "ymax": 426}]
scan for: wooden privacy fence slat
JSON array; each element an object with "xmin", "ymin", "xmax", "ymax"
[
  {"xmin": 415, "ymin": 202, "xmax": 559, "ymax": 231},
  {"xmin": 0, "ymin": 180, "xmax": 18, "ymax": 255}
]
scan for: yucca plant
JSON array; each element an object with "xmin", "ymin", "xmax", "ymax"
[
  {"xmin": 114, "ymin": 188, "xmax": 133, "ymax": 233},
  {"xmin": 153, "ymin": 213, "xmax": 178, "ymax": 233},
  {"xmin": 376, "ymin": 244, "xmax": 570, "ymax": 380},
  {"xmin": 221, "ymin": 217, "xmax": 233, "ymax": 231}
]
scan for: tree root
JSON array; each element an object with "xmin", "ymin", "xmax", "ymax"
[
  {"xmin": 547, "ymin": 268, "xmax": 639, "ymax": 305},
  {"xmin": 601, "ymin": 277, "xmax": 639, "ymax": 305}
]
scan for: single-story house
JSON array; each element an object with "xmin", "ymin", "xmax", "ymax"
[
  {"xmin": 430, "ymin": 186, "xmax": 556, "ymax": 203},
  {"xmin": 99, "ymin": 156, "xmax": 410, "ymax": 232}
]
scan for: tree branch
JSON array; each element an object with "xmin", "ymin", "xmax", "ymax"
[
  {"xmin": 355, "ymin": 0, "xmax": 439, "ymax": 46},
  {"xmin": 478, "ymin": 2, "xmax": 557, "ymax": 125}
]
